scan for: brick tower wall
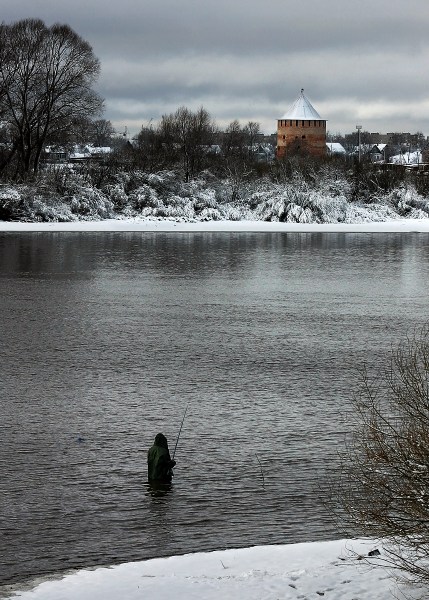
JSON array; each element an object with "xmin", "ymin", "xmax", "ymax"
[{"xmin": 277, "ymin": 119, "xmax": 327, "ymax": 158}]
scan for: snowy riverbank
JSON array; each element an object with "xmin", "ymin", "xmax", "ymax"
[
  {"xmin": 3, "ymin": 539, "xmax": 421, "ymax": 600},
  {"xmin": 1, "ymin": 217, "xmax": 429, "ymax": 232}
]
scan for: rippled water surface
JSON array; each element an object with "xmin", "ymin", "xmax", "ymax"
[{"xmin": 1, "ymin": 232, "xmax": 429, "ymax": 589}]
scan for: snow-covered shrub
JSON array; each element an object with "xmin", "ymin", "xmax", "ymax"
[
  {"xmin": 198, "ymin": 207, "xmax": 222, "ymax": 221},
  {"xmin": 0, "ymin": 184, "xmax": 77, "ymax": 222},
  {"xmin": 104, "ymin": 183, "xmax": 128, "ymax": 210},
  {"xmin": 23, "ymin": 195, "xmax": 75, "ymax": 222},
  {"xmin": 286, "ymin": 203, "xmax": 314, "ymax": 223},
  {"xmin": 316, "ymin": 166, "xmax": 352, "ymax": 198},
  {"xmin": 129, "ymin": 184, "xmax": 161, "ymax": 211},
  {"xmin": 0, "ymin": 186, "xmax": 23, "ymax": 220},
  {"xmin": 144, "ymin": 171, "xmax": 181, "ymax": 198},
  {"xmin": 161, "ymin": 196, "xmax": 195, "ymax": 219},
  {"xmin": 222, "ymin": 204, "xmax": 251, "ymax": 221},
  {"xmin": 123, "ymin": 170, "xmax": 149, "ymax": 193},
  {"xmin": 257, "ymin": 198, "xmax": 287, "ymax": 221},
  {"xmin": 310, "ymin": 193, "xmax": 349, "ymax": 223},
  {"xmin": 343, "ymin": 203, "xmax": 400, "ymax": 223},
  {"xmin": 193, "ymin": 188, "xmax": 219, "ymax": 213},
  {"xmin": 251, "ymin": 183, "xmax": 317, "ymax": 222},
  {"xmin": 385, "ymin": 185, "xmax": 429, "ymax": 217},
  {"xmin": 69, "ymin": 186, "xmax": 114, "ymax": 219}
]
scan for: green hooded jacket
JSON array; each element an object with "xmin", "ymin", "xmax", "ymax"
[{"xmin": 147, "ymin": 433, "xmax": 175, "ymax": 482}]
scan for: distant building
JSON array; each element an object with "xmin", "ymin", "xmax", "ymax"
[
  {"xmin": 277, "ymin": 90, "xmax": 327, "ymax": 159},
  {"xmin": 69, "ymin": 144, "xmax": 112, "ymax": 162},
  {"xmin": 326, "ymin": 142, "xmax": 346, "ymax": 156},
  {"xmin": 367, "ymin": 133, "xmax": 391, "ymax": 145},
  {"xmin": 369, "ymin": 143, "xmax": 388, "ymax": 162}
]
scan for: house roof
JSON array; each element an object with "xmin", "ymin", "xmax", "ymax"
[
  {"xmin": 326, "ymin": 142, "xmax": 346, "ymax": 154},
  {"xmin": 280, "ymin": 89, "xmax": 324, "ymax": 121}
]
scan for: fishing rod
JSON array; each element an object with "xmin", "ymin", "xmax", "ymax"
[{"xmin": 172, "ymin": 402, "xmax": 189, "ymax": 460}]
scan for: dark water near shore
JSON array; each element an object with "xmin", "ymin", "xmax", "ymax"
[{"xmin": 1, "ymin": 231, "xmax": 429, "ymax": 590}]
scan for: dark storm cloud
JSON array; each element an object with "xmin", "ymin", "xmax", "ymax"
[{"xmin": 2, "ymin": 0, "xmax": 429, "ymax": 134}]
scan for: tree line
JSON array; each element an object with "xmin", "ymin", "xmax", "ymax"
[
  {"xmin": 0, "ymin": 18, "xmax": 271, "ymax": 181},
  {"xmin": 134, "ymin": 109, "xmax": 269, "ymax": 181}
]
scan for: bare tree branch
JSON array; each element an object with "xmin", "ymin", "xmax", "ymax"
[{"xmin": 337, "ymin": 324, "xmax": 429, "ymax": 588}]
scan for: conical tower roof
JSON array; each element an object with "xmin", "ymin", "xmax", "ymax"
[{"xmin": 280, "ymin": 89, "xmax": 323, "ymax": 121}]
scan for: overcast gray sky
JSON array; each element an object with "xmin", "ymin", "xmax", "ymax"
[{"xmin": 2, "ymin": 0, "xmax": 429, "ymax": 136}]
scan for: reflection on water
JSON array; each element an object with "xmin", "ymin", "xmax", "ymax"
[
  {"xmin": 146, "ymin": 481, "xmax": 173, "ymax": 498},
  {"xmin": 1, "ymin": 232, "xmax": 429, "ymax": 590}
]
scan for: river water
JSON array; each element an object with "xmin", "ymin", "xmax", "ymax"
[{"xmin": 1, "ymin": 232, "xmax": 429, "ymax": 589}]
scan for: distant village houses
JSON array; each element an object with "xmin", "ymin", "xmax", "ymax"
[
  {"xmin": 42, "ymin": 144, "xmax": 112, "ymax": 166},
  {"xmin": 35, "ymin": 91, "xmax": 429, "ymax": 169}
]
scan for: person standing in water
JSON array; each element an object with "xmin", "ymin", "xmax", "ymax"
[{"xmin": 147, "ymin": 433, "xmax": 176, "ymax": 483}]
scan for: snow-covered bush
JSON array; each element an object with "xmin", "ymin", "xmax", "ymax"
[
  {"xmin": 343, "ymin": 203, "xmax": 400, "ymax": 223},
  {"xmin": 284, "ymin": 203, "xmax": 314, "ymax": 223},
  {"xmin": 0, "ymin": 184, "xmax": 76, "ymax": 222},
  {"xmin": 129, "ymin": 184, "xmax": 161, "ymax": 211},
  {"xmin": 316, "ymin": 165, "xmax": 352, "ymax": 198},
  {"xmin": 2, "ymin": 161, "xmax": 429, "ymax": 224},
  {"xmin": 104, "ymin": 183, "xmax": 129, "ymax": 210},
  {"xmin": 23, "ymin": 195, "xmax": 75, "ymax": 222},
  {"xmin": 198, "ymin": 207, "xmax": 223, "ymax": 221},
  {"xmin": 161, "ymin": 196, "xmax": 195, "ymax": 219},
  {"xmin": 69, "ymin": 186, "xmax": 114, "ymax": 219},
  {"xmin": 385, "ymin": 185, "xmax": 429, "ymax": 217},
  {"xmin": 253, "ymin": 194, "xmax": 288, "ymax": 221},
  {"xmin": 142, "ymin": 171, "xmax": 181, "ymax": 199},
  {"xmin": 193, "ymin": 188, "xmax": 218, "ymax": 212},
  {"xmin": 0, "ymin": 186, "xmax": 24, "ymax": 220},
  {"xmin": 310, "ymin": 193, "xmax": 349, "ymax": 223},
  {"xmin": 251, "ymin": 183, "xmax": 317, "ymax": 222}
]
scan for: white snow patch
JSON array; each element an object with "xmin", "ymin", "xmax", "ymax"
[
  {"xmin": 3, "ymin": 539, "xmax": 422, "ymax": 600},
  {"xmin": 1, "ymin": 218, "xmax": 429, "ymax": 232}
]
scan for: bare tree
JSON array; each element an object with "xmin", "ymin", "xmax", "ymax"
[
  {"xmin": 156, "ymin": 106, "xmax": 217, "ymax": 180},
  {"xmin": 244, "ymin": 121, "xmax": 261, "ymax": 153},
  {"xmin": 339, "ymin": 324, "xmax": 429, "ymax": 588},
  {"xmin": 89, "ymin": 119, "xmax": 115, "ymax": 147},
  {"xmin": 222, "ymin": 120, "xmax": 246, "ymax": 158},
  {"xmin": 0, "ymin": 19, "xmax": 103, "ymax": 178}
]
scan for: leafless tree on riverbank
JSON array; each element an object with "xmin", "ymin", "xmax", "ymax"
[{"xmin": 339, "ymin": 324, "xmax": 429, "ymax": 588}]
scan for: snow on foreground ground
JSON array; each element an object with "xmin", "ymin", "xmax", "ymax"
[
  {"xmin": 5, "ymin": 539, "xmax": 421, "ymax": 600},
  {"xmin": 1, "ymin": 217, "xmax": 429, "ymax": 232}
]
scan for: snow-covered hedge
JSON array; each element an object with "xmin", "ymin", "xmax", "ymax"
[{"xmin": 0, "ymin": 166, "xmax": 428, "ymax": 224}]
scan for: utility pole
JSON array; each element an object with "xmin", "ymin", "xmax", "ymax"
[{"xmin": 356, "ymin": 125, "xmax": 362, "ymax": 164}]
